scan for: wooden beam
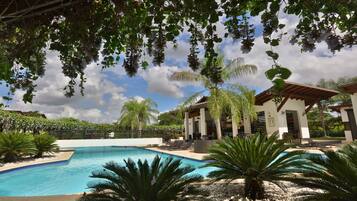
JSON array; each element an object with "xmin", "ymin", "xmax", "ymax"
[
  {"xmin": 277, "ymin": 95, "xmax": 290, "ymax": 112},
  {"xmin": 303, "ymin": 99, "xmax": 320, "ymax": 115}
]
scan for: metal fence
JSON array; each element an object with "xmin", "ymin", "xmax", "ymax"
[{"xmin": 48, "ymin": 128, "xmax": 184, "ymax": 142}]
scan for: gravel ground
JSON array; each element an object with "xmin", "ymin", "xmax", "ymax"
[{"xmin": 195, "ymin": 180, "xmax": 323, "ymax": 201}]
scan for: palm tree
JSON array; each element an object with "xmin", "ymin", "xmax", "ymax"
[
  {"xmin": 79, "ymin": 156, "xmax": 206, "ymax": 201},
  {"xmin": 119, "ymin": 98, "xmax": 158, "ymax": 137},
  {"xmin": 204, "ymin": 133, "xmax": 309, "ymax": 200},
  {"xmin": 295, "ymin": 142, "xmax": 357, "ymax": 201},
  {"xmin": 170, "ymin": 56, "xmax": 257, "ymax": 139},
  {"xmin": 33, "ymin": 132, "xmax": 59, "ymax": 158},
  {"xmin": 0, "ymin": 132, "xmax": 36, "ymax": 162}
]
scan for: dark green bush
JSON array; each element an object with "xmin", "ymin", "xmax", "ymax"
[
  {"xmin": 33, "ymin": 132, "xmax": 59, "ymax": 158},
  {"xmin": 0, "ymin": 133, "xmax": 36, "ymax": 162}
]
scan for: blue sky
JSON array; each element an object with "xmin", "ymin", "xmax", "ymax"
[{"xmin": 1, "ymin": 14, "xmax": 357, "ymax": 123}]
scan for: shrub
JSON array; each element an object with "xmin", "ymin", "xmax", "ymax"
[
  {"xmin": 33, "ymin": 132, "xmax": 59, "ymax": 158},
  {"xmin": 0, "ymin": 132, "xmax": 36, "ymax": 162},
  {"xmin": 295, "ymin": 142, "xmax": 357, "ymax": 201},
  {"xmin": 205, "ymin": 133, "xmax": 309, "ymax": 200},
  {"xmin": 79, "ymin": 156, "xmax": 206, "ymax": 201}
]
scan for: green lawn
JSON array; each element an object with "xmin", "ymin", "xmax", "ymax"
[{"xmin": 312, "ymin": 136, "xmax": 346, "ymax": 141}]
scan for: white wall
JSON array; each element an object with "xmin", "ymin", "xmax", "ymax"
[
  {"xmin": 256, "ymin": 99, "xmax": 310, "ymax": 139},
  {"xmin": 341, "ymin": 106, "xmax": 354, "ymax": 142},
  {"xmin": 352, "ymin": 93, "xmax": 357, "ymax": 128},
  {"xmin": 57, "ymin": 138, "xmax": 163, "ymax": 148}
]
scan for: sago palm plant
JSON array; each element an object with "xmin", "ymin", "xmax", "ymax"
[
  {"xmin": 0, "ymin": 132, "xmax": 36, "ymax": 162},
  {"xmin": 33, "ymin": 132, "xmax": 59, "ymax": 158},
  {"xmin": 170, "ymin": 56, "xmax": 257, "ymax": 139},
  {"xmin": 295, "ymin": 142, "xmax": 357, "ymax": 201},
  {"xmin": 204, "ymin": 133, "xmax": 309, "ymax": 200},
  {"xmin": 79, "ymin": 156, "xmax": 206, "ymax": 201}
]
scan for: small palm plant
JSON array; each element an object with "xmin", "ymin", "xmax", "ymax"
[
  {"xmin": 204, "ymin": 133, "xmax": 308, "ymax": 200},
  {"xmin": 79, "ymin": 156, "xmax": 206, "ymax": 201},
  {"xmin": 0, "ymin": 132, "xmax": 36, "ymax": 162},
  {"xmin": 295, "ymin": 142, "xmax": 357, "ymax": 201},
  {"xmin": 33, "ymin": 132, "xmax": 59, "ymax": 158}
]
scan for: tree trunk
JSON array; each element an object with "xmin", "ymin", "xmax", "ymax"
[
  {"xmin": 244, "ymin": 178, "xmax": 265, "ymax": 200},
  {"xmin": 215, "ymin": 118, "xmax": 222, "ymax": 140},
  {"xmin": 318, "ymin": 103, "xmax": 327, "ymax": 137},
  {"xmin": 4, "ymin": 153, "xmax": 17, "ymax": 163},
  {"xmin": 130, "ymin": 124, "xmax": 134, "ymax": 138},
  {"xmin": 138, "ymin": 121, "xmax": 143, "ymax": 138}
]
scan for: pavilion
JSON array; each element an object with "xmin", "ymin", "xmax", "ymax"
[
  {"xmin": 184, "ymin": 82, "xmax": 339, "ymax": 140},
  {"xmin": 330, "ymin": 83, "xmax": 357, "ymax": 141}
]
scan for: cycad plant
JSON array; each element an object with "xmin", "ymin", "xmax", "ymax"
[
  {"xmin": 296, "ymin": 142, "xmax": 357, "ymax": 201},
  {"xmin": 0, "ymin": 132, "xmax": 36, "ymax": 162},
  {"xmin": 33, "ymin": 132, "xmax": 59, "ymax": 158},
  {"xmin": 171, "ymin": 56, "xmax": 257, "ymax": 139},
  {"xmin": 79, "ymin": 156, "xmax": 205, "ymax": 201},
  {"xmin": 118, "ymin": 98, "xmax": 158, "ymax": 137},
  {"xmin": 204, "ymin": 133, "xmax": 308, "ymax": 200}
]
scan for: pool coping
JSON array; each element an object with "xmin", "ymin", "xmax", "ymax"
[
  {"xmin": 142, "ymin": 147, "xmax": 208, "ymax": 161},
  {"xmin": 0, "ymin": 150, "xmax": 74, "ymax": 174}
]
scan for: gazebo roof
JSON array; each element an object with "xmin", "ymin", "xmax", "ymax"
[
  {"xmin": 329, "ymin": 103, "xmax": 353, "ymax": 112},
  {"xmin": 340, "ymin": 82, "xmax": 357, "ymax": 94},
  {"xmin": 255, "ymin": 81, "xmax": 339, "ymax": 106}
]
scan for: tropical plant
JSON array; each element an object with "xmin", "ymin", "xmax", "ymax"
[
  {"xmin": 33, "ymin": 132, "xmax": 59, "ymax": 158},
  {"xmin": 118, "ymin": 98, "xmax": 158, "ymax": 137},
  {"xmin": 294, "ymin": 142, "xmax": 357, "ymax": 201},
  {"xmin": 79, "ymin": 156, "xmax": 205, "ymax": 201},
  {"xmin": 0, "ymin": 132, "xmax": 36, "ymax": 162},
  {"xmin": 2, "ymin": 1, "xmax": 356, "ymax": 103},
  {"xmin": 204, "ymin": 133, "xmax": 308, "ymax": 200},
  {"xmin": 171, "ymin": 55, "xmax": 257, "ymax": 139}
]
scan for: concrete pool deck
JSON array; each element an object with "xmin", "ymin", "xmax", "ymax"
[
  {"xmin": 0, "ymin": 151, "xmax": 74, "ymax": 173},
  {"xmin": 146, "ymin": 147, "xmax": 208, "ymax": 160}
]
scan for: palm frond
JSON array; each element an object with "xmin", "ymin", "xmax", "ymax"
[
  {"xmin": 170, "ymin": 71, "xmax": 202, "ymax": 82},
  {"xmin": 204, "ymin": 134, "xmax": 309, "ymax": 200},
  {"xmin": 79, "ymin": 156, "xmax": 205, "ymax": 201}
]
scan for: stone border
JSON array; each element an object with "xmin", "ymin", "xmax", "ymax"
[
  {"xmin": 145, "ymin": 147, "xmax": 208, "ymax": 161},
  {"xmin": 0, "ymin": 151, "xmax": 74, "ymax": 174}
]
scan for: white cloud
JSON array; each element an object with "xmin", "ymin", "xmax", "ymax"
[
  {"xmin": 222, "ymin": 14, "xmax": 357, "ymax": 91},
  {"xmin": 7, "ymin": 51, "xmax": 128, "ymax": 123},
  {"xmin": 139, "ymin": 65, "xmax": 185, "ymax": 98}
]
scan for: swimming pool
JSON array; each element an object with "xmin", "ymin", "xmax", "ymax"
[{"xmin": 0, "ymin": 147, "xmax": 216, "ymax": 196}]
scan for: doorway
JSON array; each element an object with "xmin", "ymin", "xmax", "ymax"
[
  {"xmin": 286, "ymin": 110, "xmax": 300, "ymax": 138},
  {"xmin": 346, "ymin": 109, "xmax": 357, "ymax": 140}
]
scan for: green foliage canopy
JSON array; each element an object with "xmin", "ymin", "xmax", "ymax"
[{"xmin": 1, "ymin": 0, "xmax": 356, "ymax": 102}]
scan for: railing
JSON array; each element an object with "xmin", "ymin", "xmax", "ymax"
[{"xmin": 48, "ymin": 128, "xmax": 183, "ymax": 142}]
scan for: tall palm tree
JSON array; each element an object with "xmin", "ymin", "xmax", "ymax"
[
  {"xmin": 170, "ymin": 56, "xmax": 257, "ymax": 139},
  {"xmin": 119, "ymin": 98, "xmax": 158, "ymax": 137},
  {"xmin": 79, "ymin": 156, "xmax": 206, "ymax": 201}
]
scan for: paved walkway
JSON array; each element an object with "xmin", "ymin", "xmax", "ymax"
[{"xmin": 0, "ymin": 151, "xmax": 74, "ymax": 173}]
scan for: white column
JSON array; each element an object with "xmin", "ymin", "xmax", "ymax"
[
  {"xmin": 232, "ymin": 118, "xmax": 238, "ymax": 137},
  {"xmin": 184, "ymin": 112, "xmax": 189, "ymax": 140},
  {"xmin": 243, "ymin": 113, "xmax": 251, "ymax": 135},
  {"xmin": 352, "ymin": 93, "xmax": 357, "ymax": 129},
  {"xmin": 200, "ymin": 108, "xmax": 207, "ymax": 137}
]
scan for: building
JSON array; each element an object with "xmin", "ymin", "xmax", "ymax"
[
  {"xmin": 184, "ymin": 82, "xmax": 338, "ymax": 140},
  {"xmin": 330, "ymin": 83, "xmax": 357, "ymax": 141}
]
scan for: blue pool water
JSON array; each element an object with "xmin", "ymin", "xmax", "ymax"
[{"xmin": 0, "ymin": 147, "xmax": 215, "ymax": 196}]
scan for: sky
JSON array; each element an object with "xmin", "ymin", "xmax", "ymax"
[{"xmin": 1, "ymin": 12, "xmax": 356, "ymax": 123}]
